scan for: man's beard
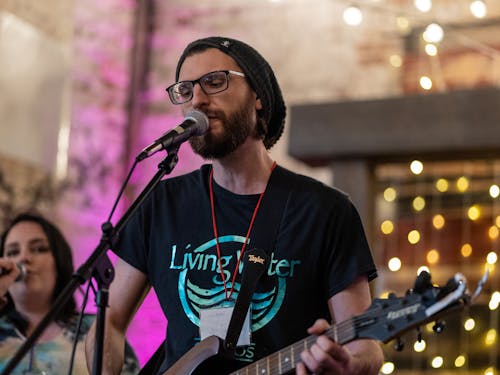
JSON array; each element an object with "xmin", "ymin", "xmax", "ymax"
[{"xmin": 189, "ymin": 101, "xmax": 256, "ymax": 159}]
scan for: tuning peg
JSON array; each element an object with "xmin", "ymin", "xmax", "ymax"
[
  {"xmin": 432, "ymin": 321, "xmax": 445, "ymax": 333},
  {"xmin": 394, "ymin": 337, "xmax": 405, "ymax": 351}
]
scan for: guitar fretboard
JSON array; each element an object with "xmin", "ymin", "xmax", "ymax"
[{"xmin": 230, "ymin": 318, "xmax": 356, "ymax": 375}]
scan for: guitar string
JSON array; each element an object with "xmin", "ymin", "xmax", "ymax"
[{"xmin": 231, "ymin": 303, "xmax": 417, "ymax": 375}]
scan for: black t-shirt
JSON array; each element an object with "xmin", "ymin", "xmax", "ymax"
[{"xmin": 113, "ymin": 164, "xmax": 377, "ymax": 373}]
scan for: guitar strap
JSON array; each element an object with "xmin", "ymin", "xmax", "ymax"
[
  {"xmin": 139, "ymin": 165, "xmax": 294, "ymax": 374},
  {"xmin": 224, "ymin": 165, "xmax": 293, "ymax": 350}
]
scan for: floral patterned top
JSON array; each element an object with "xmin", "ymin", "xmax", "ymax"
[{"xmin": 0, "ymin": 314, "xmax": 139, "ymax": 375}]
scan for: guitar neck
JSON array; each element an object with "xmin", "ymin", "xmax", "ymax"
[{"xmin": 230, "ymin": 318, "xmax": 356, "ymax": 375}]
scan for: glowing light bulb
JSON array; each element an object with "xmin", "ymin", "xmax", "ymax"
[
  {"xmin": 489, "ymin": 291, "xmax": 500, "ymax": 310},
  {"xmin": 414, "ymin": 0, "xmax": 432, "ymax": 12},
  {"xmin": 485, "ymin": 329, "xmax": 497, "ymax": 346},
  {"xmin": 490, "ymin": 184, "xmax": 500, "ymax": 198},
  {"xmin": 381, "ymin": 362, "xmax": 395, "ymax": 374},
  {"xmin": 432, "ymin": 214, "xmax": 445, "ymax": 229},
  {"xmin": 343, "ymin": 6, "xmax": 363, "ymax": 26},
  {"xmin": 487, "ymin": 251, "xmax": 498, "ymax": 265},
  {"xmin": 436, "ymin": 178, "xmax": 448, "ymax": 192},
  {"xmin": 426, "ymin": 249, "xmax": 439, "ymax": 264},
  {"xmin": 467, "ymin": 205, "xmax": 481, "ymax": 221},
  {"xmin": 408, "ymin": 230, "xmax": 421, "ymax": 244},
  {"xmin": 489, "ymin": 225, "xmax": 499, "ymax": 240},
  {"xmin": 381, "ymin": 220, "xmax": 394, "ymax": 235},
  {"xmin": 457, "ymin": 176, "xmax": 469, "ymax": 192},
  {"xmin": 413, "ymin": 196, "xmax": 426, "ymax": 211},
  {"xmin": 470, "ymin": 0, "xmax": 487, "ymax": 18},
  {"xmin": 384, "ymin": 187, "xmax": 397, "ymax": 202},
  {"xmin": 417, "ymin": 266, "xmax": 430, "ymax": 275},
  {"xmin": 464, "ymin": 318, "xmax": 475, "ymax": 331},
  {"xmin": 423, "ymin": 23, "xmax": 444, "ymax": 43},
  {"xmin": 389, "ymin": 54, "xmax": 402, "ymax": 68},
  {"xmin": 454, "ymin": 355, "xmax": 466, "ymax": 367},
  {"xmin": 461, "ymin": 243, "xmax": 473, "ymax": 257},
  {"xmin": 410, "ymin": 160, "xmax": 424, "ymax": 174},
  {"xmin": 419, "ymin": 76, "xmax": 432, "ymax": 90},
  {"xmin": 388, "ymin": 257, "xmax": 402, "ymax": 271},
  {"xmin": 414, "ymin": 339, "xmax": 426, "ymax": 352},
  {"xmin": 431, "ymin": 356, "xmax": 443, "ymax": 368},
  {"xmin": 425, "ymin": 43, "xmax": 438, "ymax": 56}
]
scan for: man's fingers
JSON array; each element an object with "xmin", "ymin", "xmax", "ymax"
[{"xmin": 307, "ymin": 319, "xmax": 330, "ymax": 335}]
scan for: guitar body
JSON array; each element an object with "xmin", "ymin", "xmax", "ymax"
[{"xmin": 163, "ymin": 336, "xmax": 245, "ymax": 375}]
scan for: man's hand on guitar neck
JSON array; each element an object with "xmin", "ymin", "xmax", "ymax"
[{"xmin": 296, "ymin": 319, "xmax": 381, "ymax": 375}]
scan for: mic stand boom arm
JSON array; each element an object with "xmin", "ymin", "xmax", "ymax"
[{"xmin": 0, "ymin": 149, "xmax": 180, "ymax": 375}]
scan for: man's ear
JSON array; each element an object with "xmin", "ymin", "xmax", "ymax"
[{"xmin": 256, "ymin": 97, "xmax": 263, "ymax": 111}]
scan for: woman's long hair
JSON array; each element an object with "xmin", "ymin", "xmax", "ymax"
[{"xmin": 0, "ymin": 212, "xmax": 76, "ymax": 332}]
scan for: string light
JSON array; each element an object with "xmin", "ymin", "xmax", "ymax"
[
  {"xmin": 408, "ymin": 229, "xmax": 421, "ymax": 244},
  {"xmin": 424, "ymin": 43, "xmax": 438, "ymax": 56},
  {"xmin": 389, "ymin": 54, "xmax": 402, "ymax": 68},
  {"xmin": 457, "ymin": 176, "xmax": 470, "ymax": 192},
  {"xmin": 490, "ymin": 184, "xmax": 500, "ymax": 198},
  {"xmin": 455, "ymin": 355, "xmax": 466, "ymax": 367},
  {"xmin": 488, "ymin": 291, "xmax": 500, "ymax": 310},
  {"xmin": 432, "ymin": 214, "xmax": 445, "ymax": 229},
  {"xmin": 485, "ymin": 329, "xmax": 497, "ymax": 346},
  {"xmin": 343, "ymin": 5, "xmax": 363, "ymax": 26},
  {"xmin": 419, "ymin": 76, "xmax": 433, "ymax": 90},
  {"xmin": 414, "ymin": 339, "xmax": 426, "ymax": 352},
  {"xmin": 464, "ymin": 318, "xmax": 476, "ymax": 331},
  {"xmin": 489, "ymin": 225, "xmax": 499, "ymax": 240},
  {"xmin": 468, "ymin": 204, "xmax": 481, "ymax": 220},
  {"xmin": 431, "ymin": 356, "xmax": 444, "ymax": 368},
  {"xmin": 381, "ymin": 362, "xmax": 395, "ymax": 374},
  {"xmin": 461, "ymin": 243, "xmax": 473, "ymax": 257},
  {"xmin": 414, "ymin": 0, "xmax": 432, "ymax": 13},
  {"xmin": 423, "ymin": 23, "xmax": 444, "ymax": 43},
  {"xmin": 486, "ymin": 251, "xmax": 498, "ymax": 265},
  {"xmin": 417, "ymin": 265, "xmax": 430, "ymax": 275},
  {"xmin": 410, "ymin": 160, "xmax": 424, "ymax": 174},
  {"xmin": 470, "ymin": 0, "xmax": 487, "ymax": 18},
  {"xmin": 381, "ymin": 220, "xmax": 394, "ymax": 234},
  {"xmin": 384, "ymin": 187, "xmax": 397, "ymax": 201},
  {"xmin": 436, "ymin": 178, "xmax": 449, "ymax": 192},
  {"xmin": 413, "ymin": 196, "xmax": 426, "ymax": 211},
  {"xmin": 426, "ymin": 248, "xmax": 439, "ymax": 264},
  {"xmin": 388, "ymin": 257, "xmax": 402, "ymax": 271}
]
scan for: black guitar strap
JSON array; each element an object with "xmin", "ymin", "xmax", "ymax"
[{"xmin": 223, "ymin": 165, "xmax": 293, "ymax": 351}]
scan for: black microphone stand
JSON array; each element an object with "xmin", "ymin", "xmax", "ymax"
[{"xmin": 1, "ymin": 148, "xmax": 180, "ymax": 375}]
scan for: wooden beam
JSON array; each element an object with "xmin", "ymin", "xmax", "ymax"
[{"xmin": 288, "ymin": 87, "xmax": 500, "ymax": 166}]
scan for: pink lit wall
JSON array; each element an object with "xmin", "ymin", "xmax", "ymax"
[{"xmin": 57, "ymin": 0, "xmax": 206, "ymax": 366}]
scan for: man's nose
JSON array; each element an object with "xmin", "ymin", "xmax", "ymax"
[{"xmin": 191, "ymin": 83, "xmax": 210, "ymax": 108}]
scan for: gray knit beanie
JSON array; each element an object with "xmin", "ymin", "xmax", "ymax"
[{"xmin": 175, "ymin": 36, "xmax": 286, "ymax": 149}]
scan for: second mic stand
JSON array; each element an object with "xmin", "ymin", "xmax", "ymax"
[{"xmin": 0, "ymin": 148, "xmax": 180, "ymax": 375}]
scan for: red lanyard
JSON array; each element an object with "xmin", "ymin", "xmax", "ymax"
[{"xmin": 209, "ymin": 161, "xmax": 277, "ymax": 300}]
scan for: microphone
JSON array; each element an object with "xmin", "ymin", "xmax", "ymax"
[
  {"xmin": 136, "ymin": 109, "xmax": 209, "ymax": 161},
  {"xmin": 0, "ymin": 263, "xmax": 26, "ymax": 282}
]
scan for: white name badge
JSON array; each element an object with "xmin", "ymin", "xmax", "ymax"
[{"xmin": 199, "ymin": 306, "xmax": 251, "ymax": 346}]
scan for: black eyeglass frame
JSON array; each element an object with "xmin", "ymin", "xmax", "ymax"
[{"xmin": 166, "ymin": 70, "xmax": 246, "ymax": 105}]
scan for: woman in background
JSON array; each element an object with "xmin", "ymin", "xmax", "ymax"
[{"xmin": 0, "ymin": 212, "xmax": 139, "ymax": 375}]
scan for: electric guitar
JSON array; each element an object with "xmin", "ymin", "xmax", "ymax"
[{"xmin": 147, "ymin": 270, "xmax": 486, "ymax": 375}]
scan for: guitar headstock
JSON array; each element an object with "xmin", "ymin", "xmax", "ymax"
[{"xmin": 353, "ymin": 271, "xmax": 476, "ymax": 344}]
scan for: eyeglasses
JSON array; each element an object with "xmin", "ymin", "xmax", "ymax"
[{"xmin": 166, "ymin": 70, "xmax": 246, "ymax": 105}]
